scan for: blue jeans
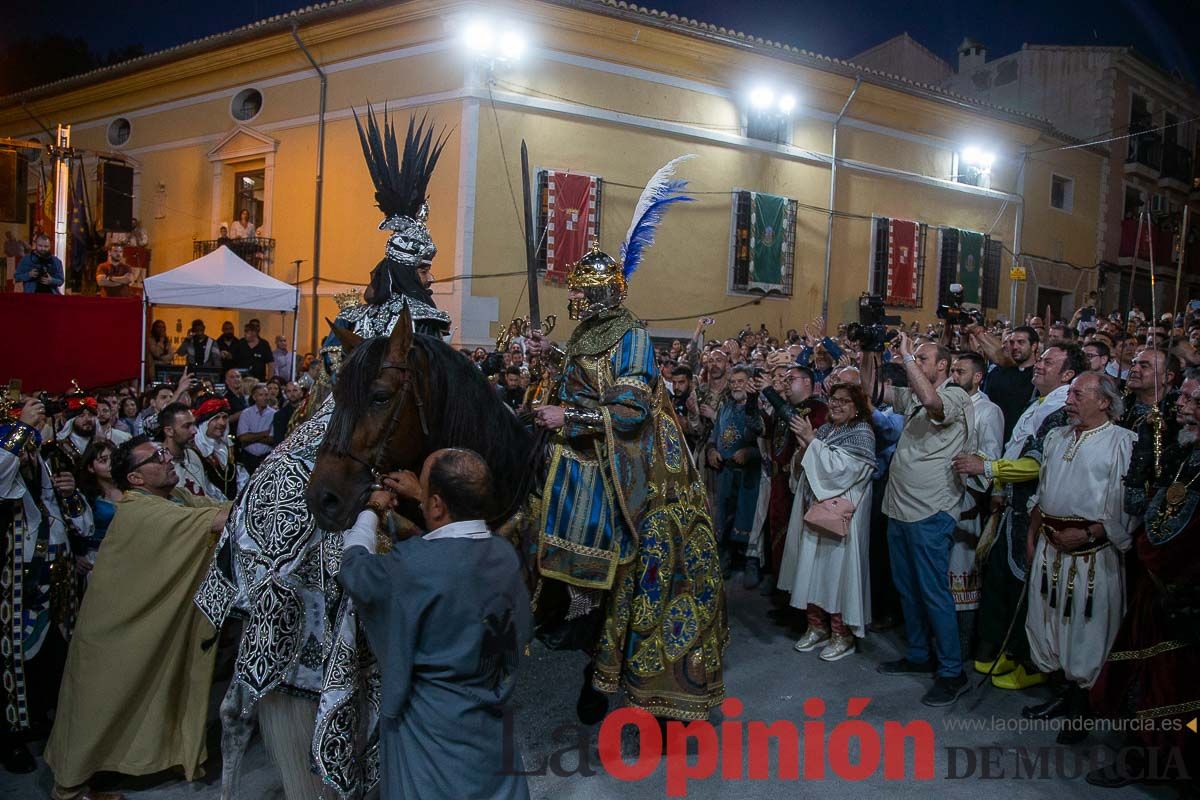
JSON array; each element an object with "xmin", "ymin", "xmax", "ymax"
[{"xmin": 887, "ymin": 512, "xmax": 962, "ymax": 677}]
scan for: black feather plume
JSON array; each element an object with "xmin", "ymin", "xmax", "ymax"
[{"xmin": 353, "ymin": 104, "xmax": 451, "ymax": 220}]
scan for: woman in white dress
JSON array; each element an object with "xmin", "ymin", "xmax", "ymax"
[
  {"xmin": 786, "ymin": 382, "xmax": 876, "ymax": 661},
  {"xmin": 230, "ymin": 208, "xmax": 257, "ymax": 240}
]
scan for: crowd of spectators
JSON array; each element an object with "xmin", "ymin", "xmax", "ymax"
[{"xmin": 8, "ymin": 292, "xmax": 1200, "ymax": 791}]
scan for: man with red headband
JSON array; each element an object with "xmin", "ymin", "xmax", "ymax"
[
  {"xmin": 56, "ymin": 395, "xmax": 101, "ymax": 468},
  {"xmin": 193, "ymin": 395, "xmax": 240, "ymax": 500}
]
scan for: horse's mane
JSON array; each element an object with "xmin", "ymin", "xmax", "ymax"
[{"xmin": 326, "ymin": 334, "xmax": 535, "ymax": 513}]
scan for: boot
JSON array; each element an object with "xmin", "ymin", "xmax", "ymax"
[
  {"xmin": 1056, "ymin": 685, "xmax": 1090, "ymax": 745},
  {"xmin": 991, "ymin": 664, "xmax": 1047, "ymax": 690},
  {"xmin": 576, "ymin": 663, "xmax": 608, "ymax": 725},
  {"xmin": 1022, "ymin": 685, "xmax": 1072, "ymax": 720}
]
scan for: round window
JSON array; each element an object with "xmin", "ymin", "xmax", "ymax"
[
  {"xmin": 107, "ymin": 117, "xmax": 131, "ymax": 147},
  {"xmin": 231, "ymin": 88, "xmax": 263, "ymax": 122}
]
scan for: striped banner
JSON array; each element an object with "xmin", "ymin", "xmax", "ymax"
[
  {"xmin": 545, "ymin": 171, "xmax": 597, "ymax": 284},
  {"xmin": 885, "ymin": 218, "xmax": 920, "ymax": 305}
]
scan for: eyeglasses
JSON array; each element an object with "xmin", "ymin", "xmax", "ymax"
[
  {"xmin": 129, "ymin": 446, "xmax": 172, "ymax": 471},
  {"xmin": 827, "ymin": 397, "xmax": 852, "ymax": 407}
]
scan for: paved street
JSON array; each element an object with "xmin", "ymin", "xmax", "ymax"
[{"xmin": 2, "ymin": 579, "xmax": 1181, "ymax": 799}]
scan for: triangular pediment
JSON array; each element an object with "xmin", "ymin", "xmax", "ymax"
[{"xmin": 208, "ymin": 126, "xmax": 278, "ymax": 162}]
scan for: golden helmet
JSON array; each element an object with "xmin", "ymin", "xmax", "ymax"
[{"xmin": 565, "ymin": 240, "xmax": 626, "ymax": 320}]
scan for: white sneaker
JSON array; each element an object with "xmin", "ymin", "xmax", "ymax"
[
  {"xmin": 818, "ymin": 634, "xmax": 856, "ymax": 662},
  {"xmin": 793, "ymin": 628, "xmax": 830, "ymax": 653}
]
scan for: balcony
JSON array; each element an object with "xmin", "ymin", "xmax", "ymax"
[
  {"xmin": 1160, "ymin": 141, "xmax": 1194, "ymax": 192},
  {"xmin": 193, "ymin": 236, "xmax": 276, "ymax": 274},
  {"xmin": 1119, "ymin": 217, "xmax": 1171, "ymax": 263},
  {"xmin": 1125, "ymin": 132, "xmax": 1162, "ymax": 181}
]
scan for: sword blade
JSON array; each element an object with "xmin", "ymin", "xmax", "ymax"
[{"xmin": 520, "ymin": 140, "xmax": 541, "ymax": 331}]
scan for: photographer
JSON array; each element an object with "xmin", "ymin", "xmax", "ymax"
[
  {"xmin": 861, "ymin": 333, "xmax": 975, "ymax": 707},
  {"xmin": 14, "ymin": 233, "xmax": 64, "ymax": 294},
  {"xmin": 176, "ymin": 319, "xmax": 221, "ymax": 369}
]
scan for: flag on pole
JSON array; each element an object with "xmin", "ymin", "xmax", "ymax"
[
  {"xmin": 544, "ymin": 171, "xmax": 597, "ymax": 284},
  {"xmin": 67, "ymin": 161, "xmax": 91, "ymax": 280},
  {"xmin": 749, "ymin": 191, "xmax": 787, "ymax": 291},
  {"xmin": 885, "ymin": 219, "xmax": 920, "ymax": 305},
  {"xmin": 35, "ymin": 161, "xmax": 54, "ymax": 236},
  {"xmin": 957, "ymin": 229, "xmax": 984, "ymax": 305}
]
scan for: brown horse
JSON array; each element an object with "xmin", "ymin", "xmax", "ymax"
[
  {"xmin": 306, "ymin": 305, "xmax": 609, "ymax": 724},
  {"xmin": 307, "ymin": 304, "xmax": 539, "ymax": 533}
]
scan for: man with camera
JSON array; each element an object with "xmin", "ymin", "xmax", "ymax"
[
  {"xmin": 176, "ymin": 320, "xmax": 221, "ymax": 370},
  {"xmin": 756, "ymin": 355, "xmax": 828, "ymax": 594},
  {"xmin": 14, "ymin": 234, "xmax": 65, "ymax": 294},
  {"xmin": 862, "ymin": 333, "xmax": 975, "ymax": 707}
]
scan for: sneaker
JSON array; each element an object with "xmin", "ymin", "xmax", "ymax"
[
  {"xmin": 819, "ymin": 634, "xmax": 856, "ymax": 662},
  {"xmin": 793, "ymin": 627, "xmax": 831, "ymax": 653},
  {"xmin": 921, "ymin": 673, "xmax": 969, "ymax": 707},
  {"xmin": 876, "ymin": 657, "xmax": 937, "ymax": 675},
  {"xmin": 743, "ymin": 557, "xmax": 762, "ymax": 589}
]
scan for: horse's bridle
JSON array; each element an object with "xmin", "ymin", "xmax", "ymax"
[{"xmin": 345, "ymin": 354, "xmax": 430, "ymax": 489}]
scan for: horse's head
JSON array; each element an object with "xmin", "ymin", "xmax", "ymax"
[{"xmin": 307, "ymin": 305, "xmax": 430, "ymax": 530}]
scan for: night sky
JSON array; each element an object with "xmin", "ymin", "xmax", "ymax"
[{"xmin": 10, "ymin": 0, "xmax": 1199, "ymax": 90}]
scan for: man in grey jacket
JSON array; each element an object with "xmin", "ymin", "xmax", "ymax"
[{"xmin": 339, "ymin": 448, "xmax": 531, "ymax": 800}]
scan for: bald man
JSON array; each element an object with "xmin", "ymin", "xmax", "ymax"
[{"xmin": 338, "ymin": 449, "xmax": 532, "ymax": 800}]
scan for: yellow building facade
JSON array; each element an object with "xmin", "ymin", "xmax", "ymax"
[{"xmin": 0, "ymin": 0, "xmax": 1105, "ymax": 352}]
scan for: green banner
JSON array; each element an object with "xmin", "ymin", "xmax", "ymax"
[
  {"xmin": 750, "ymin": 192, "xmax": 787, "ymax": 289},
  {"xmin": 958, "ymin": 229, "xmax": 984, "ymax": 305}
]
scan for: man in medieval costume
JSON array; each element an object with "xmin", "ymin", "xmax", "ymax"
[
  {"xmin": 46, "ymin": 435, "xmax": 230, "ymax": 800},
  {"xmin": 526, "ymin": 155, "xmax": 727, "ymax": 726},
  {"xmin": 1, "ymin": 397, "xmax": 90, "ymax": 775},
  {"xmin": 194, "ymin": 108, "xmax": 452, "ymax": 798},
  {"xmin": 1089, "ymin": 370, "xmax": 1200, "ymax": 787},
  {"xmin": 1021, "ymin": 372, "xmax": 1138, "ymax": 744}
]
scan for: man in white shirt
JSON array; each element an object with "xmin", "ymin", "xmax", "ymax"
[
  {"xmin": 947, "ymin": 352, "xmax": 1004, "ymax": 657},
  {"xmin": 953, "ymin": 344, "xmax": 1087, "ymax": 690},
  {"xmin": 235, "ymin": 384, "xmax": 275, "ymax": 474},
  {"xmin": 1022, "ymin": 372, "xmax": 1137, "ymax": 744}
]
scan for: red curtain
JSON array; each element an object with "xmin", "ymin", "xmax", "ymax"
[
  {"xmin": 0, "ymin": 294, "xmax": 143, "ymax": 393},
  {"xmin": 545, "ymin": 172, "xmax": 597, "ymax": 284},
  {"xmin": 886, "ymin": 219, "xmax": 920, "ymax": 305}
]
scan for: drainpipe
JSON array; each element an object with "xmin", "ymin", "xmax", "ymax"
[
  {"xmin": 822, "ymin": 78, "xmax": 861, "ymax": 320},
  {"xmin": 292, "ymin": 23, "xmax": 327, "ymax": 353}
]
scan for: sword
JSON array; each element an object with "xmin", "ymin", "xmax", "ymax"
[{"xmin": 521, "ymin": 140, "xmax": 541, "ymax": 333}]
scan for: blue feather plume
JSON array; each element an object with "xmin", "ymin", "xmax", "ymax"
[{"xmin": 619, "ymin": 155, "xmax": 696, "ymax": 281}]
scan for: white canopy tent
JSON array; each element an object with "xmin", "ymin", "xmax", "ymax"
[{"xmin": 141, "ymin": 245, "xmax": 301, "ymax": 388}]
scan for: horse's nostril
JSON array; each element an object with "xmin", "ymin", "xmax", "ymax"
[{"xmin": 320, "ymin": 491, "xmax": 340, "ymax": 513}]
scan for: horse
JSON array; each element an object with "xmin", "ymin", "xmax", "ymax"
[
  {"xmin": 306, "ymin": 304, "xmax": 538, "ymax": 534},
  {"xmin": 305, "ymin": 304, "xmax": 611, "ymax": 733}
]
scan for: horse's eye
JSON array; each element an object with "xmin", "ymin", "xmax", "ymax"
[{"xmin": 370, "ymin": 391, "xmax": 391, "ymax": 406}]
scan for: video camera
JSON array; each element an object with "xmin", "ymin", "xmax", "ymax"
[
  {"xmin": 846, "ymin": 294, "xmax": 901, "ymax": 353},
  {"xmin": 936, "ymin": 283, "xmax": 984, "ymax": 328}
]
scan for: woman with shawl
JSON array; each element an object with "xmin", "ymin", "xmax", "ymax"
[{"xmin": 781, "ymin": 382, "xmax": 876, "ymax": 661}]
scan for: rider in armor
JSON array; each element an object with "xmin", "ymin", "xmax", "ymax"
[{"xmin": 195, "ymin": 109, "xmax": 450, "ymax": 798}]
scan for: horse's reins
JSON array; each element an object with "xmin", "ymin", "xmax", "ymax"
[{"xmin": 347, "ymin": 355, "xmax": 430, "ymax": 490}]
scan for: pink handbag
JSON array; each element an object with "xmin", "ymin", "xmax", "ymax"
[{"xmin": 803, "ymin": 495, "xmax": 856, "ymax": 538}]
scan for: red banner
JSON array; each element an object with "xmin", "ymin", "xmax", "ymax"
[
  {"xmin": 545, "ymin": 171, "xmax": 597, "ymax": 284},
  {"xmin": 0, "ymin": 294, "xmax": 143, "ymax": 393},
  {"xmin": 886, "ymin": 219, "xmax": 920, "ymax": 305}
]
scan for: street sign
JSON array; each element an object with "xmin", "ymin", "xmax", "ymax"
[{"xmin": 1009, "ymin": 266, "xmax": 1027, "ymax": 281}]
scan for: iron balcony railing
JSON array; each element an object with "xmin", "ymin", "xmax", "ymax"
[{"xmin": 194, "ymin": 236, "xmax": 276, "ymax": 274}]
